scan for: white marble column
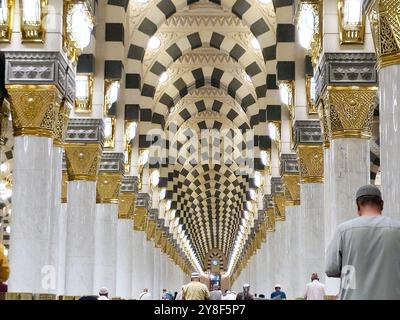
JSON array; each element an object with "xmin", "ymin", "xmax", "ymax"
[
  {"xmin": 48, "ymin": 146, "xmax": 63, "ymax": 295},
  {"xmin": 93, "ymin": 204, "xmax": 117, "ymax": 296},
  {"xmin": 299, "ymin": 184, "xmax": 325, "ymax": 290},
  {"xmin": 57, "ymin": 203, "xmax": 68, "ymax": 296},
  {"xmin": 152, "ymin": 247, "xmax": 161, "ymax": 299},
  {"xmin": 380, "ymin": 65, "xmax": 400, "ymax": 220},
  {"xmin": 8, "ymin": 136, "xmax": 54, "ymax": 294},
  {"xmin": 323, "ymin": 148, "xmax": 332, "ymax": 249},
  {"xmin": 64, "ymin": 181, "xmax": 97, "ymax": 296},
  {"xmin": 329, "ymin": 138, "xmax": 370, "ymax": 227},
  {"xmin": 131, "ymin": 231, "xmax": 146, "ymax": 299},
  {"xmin": 115, "ymin": 219, "xmax": 133, "ymax": 299},
  {"xmin": 143, "ymin": 238, "xmax": 155, "ymax": 298}
]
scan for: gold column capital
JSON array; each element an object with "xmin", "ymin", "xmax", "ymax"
[
  {"xmin": 322, "ymin": 86, "xmax": 378, "ymax": 139},
  {"xmin": 6, "ymin": 84, "xmax": 62, "ymax": 138},
  {"xmin": 272, "ymin": 194, "xmax": 286, "ymax": 221},
  {"xmin": 282, "ymin": 174, "xmax": 301, "ymax": 205},
  {"xmin": 64, "ymin": 143, "xmax": 102, "ymax": 181},
  {"xmin": 118, "ymin": 192, "xmax": 136, "ymax": 219},
  {"xmin": 96, "ymin": 172, "xmax": 122, "ymax": 204},
  {"xmin": 133, "ymin": 207, "xmax": 148, "ymax": 231},
  {"xmin": 297, "ymin": 145, "xmax": 324, "ymax": 183},
  {"xmin": 53, "ymin": 100, "xmax": 71, "ymax": 147},
  {"xmin": 266, "ymin": 207, "xmax": 276, "ymax": 232},
  {"xmin": 318, "ymin": 100, "xmax": 331, "ymax": 148},
  {"xmin": 366, "ymin": 0, "xmax": 400, "ymax": 69},
  {"xmin": 61, "ymin": 171, "xmax": 68, "ymax": 203},
  {"xmin": 146, "ymin": 218, "xmax": 156, "ymax": 241}
]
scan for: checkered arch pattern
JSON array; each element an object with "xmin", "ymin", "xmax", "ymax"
[
  {"xmin": 205, "ymin": 249, "xmax": 227, "ymax": 271},
  {"xmin": 170, "ymin": 163, "xmax": 249, "ymax": 264}
]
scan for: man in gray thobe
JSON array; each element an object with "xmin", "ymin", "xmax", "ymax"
[{"xmin": 325, "ymin": 185, "xmax": 400, "ymax": 300}]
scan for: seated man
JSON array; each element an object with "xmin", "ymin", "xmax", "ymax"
[{"xmin": 270, "ymin": 284, "xmax": 286, "ymax": 300}]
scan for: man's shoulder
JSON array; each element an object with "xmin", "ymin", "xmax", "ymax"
[{"xmin": 337, "ymin": 216, "xmax": 400, "ymax": 233}]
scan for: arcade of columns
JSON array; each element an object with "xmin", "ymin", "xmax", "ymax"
[{"xmin": 0, "ymin": 0, "xmax": 399, "ymax": 300}]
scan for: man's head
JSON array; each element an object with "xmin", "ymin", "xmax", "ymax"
[
  {"xmin": 212, "ymin": 284, "xmax": 219, "ymax": 291},
  {"xmin": 143, "ymin": 288, "xmax": 148, "ymax": 293},
  {"xmin": 274, "ymin": 284, "xmax": 281, "ymax": 291},
  {"xmin": 311, "ymin": 273, "xmax": 319, "ymax": 281},
  {"xmin": 99, "ymin": 287, "xmax": 109, "ymax": 297},
  {"xmin": 163, "ymin": 289, "xmax": 167, "ymax": 293},
  {"xmin": 356, "ymin": 185, "xmax": 383, "ymax": 216},
  {"xmin": 191, "ymin": 272, "xmax": 200, "ymax": 281},
  {"xmin": 243, "ymin": 283, "xmax": 250, "ymax": 293}
]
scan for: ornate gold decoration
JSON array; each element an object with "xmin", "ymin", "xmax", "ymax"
[
  {"xmin": 61, "ymin": 171, "xmax": 68, "ymax": 203},
  {"xmin": 53, "ymin": 100, "xmax": 71, "ymax": 147},
  {"xmin": 146, "ymin": 218, "xmax": 156, "ymax": 241},
  {"xmin": 282, "ymin": 174, "xmax": 301, "ymax": 206},
  {"xmin": 64, "ymin": 143, "xmax": 102, "ymax": 181},
  {"xmin": 96, "ymin": 173, "xmax": 122, "ymax": 204},
  {"xmin": 6, "ymin": 84, "xmax": 62, "ymax": 138},
  {"xmin": 154, "ymin": 228, "xmax": 163, "ymax": 248},
  {"xmin": 338, "ymin": 0, "xmax": 366, "ymax": 44},
  {"xmin": 317, "ymin": 99, "xmax": 331, "ymax": 148},
  {"xmin": 273, "ymin": 194, "xmax": 286, "ymax": 221},
  {"xmin": 366, "ymin": 0, "xmax": 400, "ymax": 69},
  {"xmin": 20, "ymin": 0, "xmax": 47, "ymax": 43},
  {"xmin": 0, "ymin": 0, "xmax": 14, "ymax": 42},
  {"xmin": 118, "ymin": 192, "xmax": 136, "ymax": 219},
  {"xmin": 266, "ymin": 208, "xmax": 276, "ymax": 232},
  {"xmin": 297, "ymin": 145, "xmax": 324, "ymax": 183},
  {"xmin": 133, "ymin": 207, "xmax": 147, "ymax": 231},
  {"xmin": 322, "ymin": 86, "xmax": 378, "ymax": 139}
]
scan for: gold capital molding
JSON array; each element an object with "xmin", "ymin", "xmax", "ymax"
[
  {"xmin": 61, "ymin": 171, "xmax": 68, "ymax": 203},
  {"xmin": 154, "ymin": 227, "xmax": 163, "ymax": 248},
  {"xmin": 366, "ymin": 0, "xmax": 400, "ymax": 69},
  {"xmin": 322, "ymin": 86, "xmax": 378, "ymax": 139},
  {"xmin": 318, "ymin": 100, "xmax": 331, "ymax": 148},
  {"xmin": 297, "ymin": 145, "xmax": 324, "ymax": 183},
  {"xmin": 133, "ymin": 207, "xmax": 148, "ymax": 231},
  {"xmin": 6, "ymin": 84, "xmax": 62, "ymax": 138},
  {"xmin": 118, "ymin": 192, "xmax": 136, "ymax": 219},
  {"xmin": 282, "ymin": 174, "xmax": 301, "ymax": 206},
  {"xmin": 53, "ymin": 100, "xmax": 71, "ymax": 147},
  {"xmin": 64, "ymin": 143, "xmax": 102, "ymax": 181},
  {"xmin": 272, "ymin": 194, "xmax": 286, "ymax": 221},
  {"xmin": 96, "ymin": 172, "xmax": 122, "ymax": 204},
  {"xmin": 146, "ymin": 218, "xmax": 156, "ymax": 241},
  {"xmin": 266, "ymin": 208, "xmax": 276, "ymax": 232}
]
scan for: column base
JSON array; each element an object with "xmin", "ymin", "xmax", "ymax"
[{"xmin": 5, "ymin": 293, "xmax": 57, "ymax": 300}]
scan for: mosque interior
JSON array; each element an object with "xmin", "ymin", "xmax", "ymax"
[{"xmin": 0, "ymin": 0, "xmax": 399, "ymax": 300}]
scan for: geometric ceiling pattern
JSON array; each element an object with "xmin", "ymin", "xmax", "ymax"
[{"xmin": 107, "ymin": 0, "xmax": 294, "ymax": 272}]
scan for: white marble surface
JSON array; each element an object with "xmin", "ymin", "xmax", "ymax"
[
  {"xmin": 115, "ymin": 219, "xmax": 133, "ymax": 299},
  {"xmin": 323, "ymin": 148, "xmax": 332, "ymax": 249},
  {"xmin": 57, "ymin": 203, "xmax": 68, "ymax": 295},
  {"xmin": 329, "ymin": 138, "xmax": 370, "ymax": 226},
  {"xmin": 299, "ymin": 183, "xmax": 325, "ymax": 293},
  {"xmin": 48, "ymin": 146, "xmax": 63, "ymax": 295},
  {"xmin": 131, "ymin": 231, "xmax": 146, "ymax": 299},
  {"xmin": 152, "ymin": 247, "xmax": 161, "ymax": 299},
  {"xmin": 93, "ymin": 203, "xmax": 117, "ymax": 297},
  {"xmin": 64, "ymin": 181, "xmax": 97, "ymax": 296},
  {"xmin": 143, "ymin": 238, "xmax": 155, "ymax": 298},
  {"xmin": 325, "ymin": 138, "xmax": 370, "ymax": 295},
  {"xmin": 8, "ymin": 136, "xmax": 54, "ymax": 293},
  {"xmin": 380, "ymin": 65, "xmax": 400, "ymax": 220}
]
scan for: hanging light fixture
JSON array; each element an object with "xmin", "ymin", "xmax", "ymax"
[
  {"xmin": 75, "ymin": 74, "xmax": 93, "ymax": 113},
  {"xmin": 103, "ymin": 117, "xmax": 116, "ymax": 148},
  {"xmin": 150, "ymin": 169, "xmax": 160, "ymax": 189},
  {"xmin": 279, "ymin": 81, "xmax": 295, "ymax": 118},
  {"xmin": 251, "ymin": 37, "xmax": 260, "ymax": 50},
  {"xmin": 64, "ymin": 1, "xmax": 94, "ymax": 61},
  {"xmin": 104, "ymin": 80, "xmax": 120, "ymax": 115},
  {"xmin": 21, "ymin": 0, "xmax": 46, "ymax": 42},
  {"xmin": 295, "ymin": 1, "xmax": 322, "ymax": 65},
  {"xmin": 338, "ymin": 0, "xmax": 365, "ymax": 44},
  {"xmin": 159, "ymin": 72, "xmax": 169, "ymax": 83},
  {"xmin": 0, "ymin": 0, "xmax": 13, "ymax": 42},
  {"xmin": 148, "ymin": 35, "xmax": 161, "ymax": 50}
]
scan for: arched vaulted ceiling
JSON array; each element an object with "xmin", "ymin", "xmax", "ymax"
[{"xmin": 123, "ymin": 0, "xmax": 287, "ymax": 274}]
